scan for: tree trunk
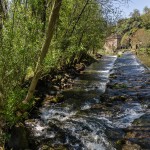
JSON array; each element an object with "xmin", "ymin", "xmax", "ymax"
[
  {"xmin": 41, "ymin": 0, "xmax": 47, "ymax": 33},
  {"xmin": 0, "ymin": 0, "xmax": 7, "ymax": 33},
  {"xmin": 70, "ymin": 0, "xmax": 90, "ymax": 36},
  {"xmin": 23, "ymin": 0, "xmax": 62, "ymax": 103}
]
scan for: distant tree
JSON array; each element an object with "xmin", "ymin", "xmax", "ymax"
[
  {"xmin": 143, "ymin": 6, "xmax": 150, "ymax": 14},
  {"xmin": 130, "ymin": 9, "xmax": 140, "ymax": 19},
  {"xmin": 141, "ymin": 12, "xmax": 150, "ymax": 29}
]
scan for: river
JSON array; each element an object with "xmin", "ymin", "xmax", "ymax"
[{"xmin": 25, "ymin": 51, "xmax": 150, "ymax": 150}]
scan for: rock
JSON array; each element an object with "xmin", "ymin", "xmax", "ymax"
[
  {"xmin": 110, "ymin": 95, "xmax": 128, "ymax": 102},
  {"xmin": 48, "ymin": 86, "xmax": 58, "ymax": 95},
  {"xmin": 109, "ymin": 74, "xmax": 117, "ymax": 79},
  {"xmin": 75, "ymin": 63, "xmax": 85, "ymax": 72},
  {"xmin": 53, "ymin": 85, "xmax": 60, "ymax": 91},
  {"xmin": 122, "ymin": 141, "xmax": 141, "ymax": 150},
  {"xmin": 44, "ymin": 93, "xmax": 64, "ymax": 104},
  {"xmin": 40, "ymin": 145, "xmax": 49, "ymax": 150},
  {"xmin": 118, "ymin": 51, "xmax": 123, "ymax": 57},
  {"xmin": 54, "ymin": 145, "xmax": 67, "ymax": 150},
  {"xmin": 8, "ymin": 123, "xmax": 29, "ymax": 150},
  {"xmin": 61, "ymin": 77, "xmax": 67, "ymax": 83},
  {"xmin": 107, "ymin": 83, "xmax": 128, "ymax": 89},
  {"xmin": 64, "ymin": 73, "xmax": 70, "ymax": 78},
  {"xmin": 16, "ymin": 111, "xmax": 22, "ymax": 117},
  {"xmin": 56, "ymin": 94, "xmax": 64, "ymax": 102},
  {"xmin": 95, "ymin": 53, "xmax": 103, "ymax": 59},
  {"xmin": 49, "ymin": 91, "xmax": 57, "ymax": 95}
]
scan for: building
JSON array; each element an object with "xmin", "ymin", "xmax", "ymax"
[{"xmin": 104, "ymin": 34, "xmax": 121, "ymax": 53}]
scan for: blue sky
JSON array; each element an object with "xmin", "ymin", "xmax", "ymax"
[{"xmin": 120, "ymin": 0, "xmax": 150, "ymax": 18}]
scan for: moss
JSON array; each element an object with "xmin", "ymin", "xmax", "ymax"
[
  {"xmin": 111, "ymin": 83, "xmax": 128, "ymax": 89},
  {"xmin": 115, "ymin": 139, "xmax": 125, "ymax": 149},
  {"xmin": 51, "ymin": 94, "xmax": 64, "ymax": 103}
]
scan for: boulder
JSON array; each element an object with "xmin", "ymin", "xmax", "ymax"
[{"xmin": 8, "ymin": 123, "xmax": 29, "ymax": 150}]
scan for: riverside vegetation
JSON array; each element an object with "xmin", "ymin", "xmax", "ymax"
[
  {"xmin": 0, "ymin": 0, "xmax": 129, "ymax": 148},
  {"xmin": 115, "ymin": 7, "xmax": 150, "ymax": 54}
]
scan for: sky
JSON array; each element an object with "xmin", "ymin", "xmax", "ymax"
[{"xmin": 120, "ymin": 0, "xmax": 150, "ymax": 18}]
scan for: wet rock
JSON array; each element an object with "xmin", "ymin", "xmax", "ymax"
[
  {"xmin": 110, "ymin": 95, "xmax": 129, "ymax": 102},
  {"xmin": 107, "ymin": 83, "xmax": 128, "ymax": 89},
  {"xmin": 123, "ymin": 114, "xmax": 150, "ymax": 149},
  {"xmin": 95, "ymin": 53, "xmax": 103, "ymax": 59},
  {"xmin": 55, "ymin": 94, "xmax": 64, "ymax": 103},
  {"xmin": 61, "ymin": 83, "xmax": 72, "ymax": 89},
  {"xmin": 91, "ymin": 104, "xmax": 104, "ymax": 109},
  {"xmin": 106, "ymin": 128, "xmax": 124, "ymax": 140},
  {"xmin": 49, "ymin": 86, "xmax": 58, "ymax": 95},
  {"xmin": 52, "ymin": 145, "xmax": 67, "ymax": 150},
  {"xmin": 109, "ymin": 73, "xmax": 117, "ymax": 79},
  {"xmin": 133, "ymin": 114, "xmax": 150, "ymax": 126},
  {"xmin": 49, "ymin": 91, "xmax": 57, "ymax": 95},
  {"xmin": 39, "ymin": 144, "xmax": 68, "ymax": 150},
  {"xmin": 122, "ymin": 141, "xmax": 141, "ymax": 150},
  {"xmin": 61, "ymin": 77, "xmax": 67, "ymax": 84},
  {"xmin": 105, "ymin": 103, "xmax": 113, "ymax": 107},
  {"xmin": 75, "ymin": 63, "xmax": 85, "ymax": 72},
  {"xmin": 64, "ymin": 73, "xmax": 70, "ymax": 78},
  {"xmin": 42, "ymin": 97, "xmax": 52, "ymax": 106},
  {"xmin": 8, "ymin": 123, "xmax": 29, "ymax": 150},
  {"xmin": 44, "ymin": 94, "xmax": 64, "ymax": 104}
]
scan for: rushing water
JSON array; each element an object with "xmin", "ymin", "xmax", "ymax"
[{"xmin": 25, "ymin": 52, "xmax": 150, "ymax": 150}]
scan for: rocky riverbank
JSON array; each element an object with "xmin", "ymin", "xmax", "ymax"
[
  {"xmin": 5, "ymin": 51, "xmax": 150, "ymax": 150},
  {"xmin": 5, "ymin": 53, "xmax": 102, "ymax": 150}
]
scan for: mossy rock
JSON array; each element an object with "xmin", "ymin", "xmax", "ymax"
[
  {"xmin": 52, "ymin": 145, "xmax": 67, "ymax": 150},
  {"xmin": 108, "ymin": 83, "xmax": 128, "ymax": 89},
  {"xmin": 109, "ymin": 74, "xmax": 117, "ymax": 79},
  {"xmin": 110, "ymin": 95, "xmax": 128, "ymax": 102},
  {"xmin": 55, "ymin": 94, "xmax": 64, "ymax": 102},
  {"xmin": 46, "ymin": 94, "xmax": 64, "ymax": 103},
  {"xmin": 115, "ymin": 139, "xmax": 125, "ymax": 149}
]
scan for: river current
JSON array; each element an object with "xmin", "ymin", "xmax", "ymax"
[{"xmin": 25, "ymin": 52, "xmax": 150, "ymax": 150}]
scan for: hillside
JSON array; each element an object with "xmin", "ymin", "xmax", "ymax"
[{"xmin": 115, "ymin": 7, "xmax": 150, "ymax": 54}]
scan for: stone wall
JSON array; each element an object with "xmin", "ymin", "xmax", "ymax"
[{"xmin": 104, "ymin": 34, "xmax": 121, "ymax": 53}]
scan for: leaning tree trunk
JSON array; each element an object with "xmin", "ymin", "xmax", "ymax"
[{"xmin": 23, "ymin": 0, "xmax": 62, "ymax": 103}]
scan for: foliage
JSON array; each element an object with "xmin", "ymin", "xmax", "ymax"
[
  {"xmin": 0, "ymin": 0, "xmax": 109, "ymax": 125},
  {"xmin": 0, "ymin": 0, "xmax": 129, "ymax": 130},
  {"xmin": 116, "ymin": 6, "xmax": 150, "ymax": 50},
  {"xmin": 121, "ymin": 32, "xmax": 130, "ymax": 47}
]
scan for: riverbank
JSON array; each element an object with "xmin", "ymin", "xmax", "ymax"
[
  {"xmin": 4, "ymin": 53, "xmax": 102, "ymax": 150},
  {"xmin": 137, "ymin": 52, "xmax": 150, "ymax": 68},
  {"xmin": 20, "ymin": 54, "xmax": 117, "ymax": 149}
]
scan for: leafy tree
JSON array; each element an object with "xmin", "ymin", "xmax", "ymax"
[
  {"xmin": 23, "ymin": 0, "xmax": 62, "ymax": 103},
  {"xmin": 141, "ymin": 7, "xmax": 150, "ymax": 29},
  {"xmin": 143, "ymin": 6, "xmax": 150, "ymax": 14},
  {"xmin": 0, "ymin": 0, "xmax": 127, "ymax": 127},
  {"xmin": 130, "ymin": 9, "xmax": 140, "ymax": 19}
]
